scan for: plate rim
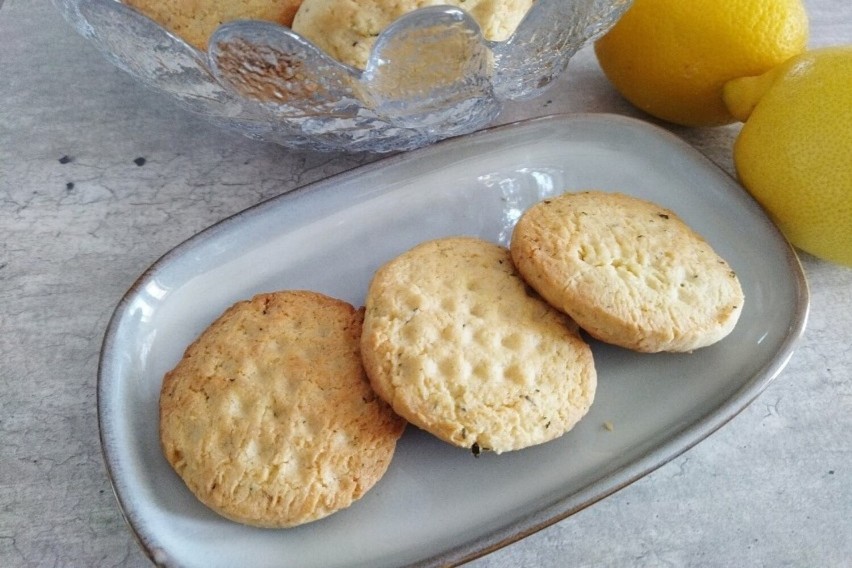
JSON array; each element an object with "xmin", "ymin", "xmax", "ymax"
[{"xmin": 97, "ymin": 112, "xmax": 811, "ymax": 568}]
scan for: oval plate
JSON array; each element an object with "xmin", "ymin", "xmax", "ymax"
[{"xmin": 98, "ymin": 113, "xmax": 808, "ymax": 568}]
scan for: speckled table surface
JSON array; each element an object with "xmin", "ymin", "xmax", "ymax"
[{"xmin": 1, "ymin": 1, "xmax": 850, "ymax": 566}]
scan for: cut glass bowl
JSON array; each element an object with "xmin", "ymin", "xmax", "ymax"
[{"xmin": 54, "ymin": 0, "xmax": 631, "ymax": 152}]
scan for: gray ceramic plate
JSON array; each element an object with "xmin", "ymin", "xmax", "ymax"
[{"xmin": 98, "ymin": 113, "xmax": 809, "ymax": 568}]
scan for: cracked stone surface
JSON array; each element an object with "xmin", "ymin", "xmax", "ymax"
[{"xmin": 1, "ymin": 0, "xmax": 850, "ymax": 566}]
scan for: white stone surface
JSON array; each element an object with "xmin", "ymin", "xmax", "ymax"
[{"xmin": 0, "ymin": 0, "xmax": 849, "ymax": 566}]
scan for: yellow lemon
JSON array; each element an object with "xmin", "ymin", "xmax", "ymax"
[
  {"xmin": 723, "ymin": 47, "xmax": 852, "ymax": 267},
  {"xmin": 594, "ymin": 0, "xmax": 809, "ymax": 127}
]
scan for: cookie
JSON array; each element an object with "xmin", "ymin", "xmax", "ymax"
[
  {"xmin": 159, "ymin": 291, "xmax": 406, "ymax": 528},
  {"xmin": 291, "ymin": 0, "xmax": 533, "ymax": 69},
  {"xmin": 361, "ymin": 236, "xmax": 596, "ymax": 455},
  {"xmin": 510, "ymin": 191, "xmax": 745, "ymax": 353},
  {"xmin": 125, "ymin": 0, "xmax": 303, "ymax": 51}
]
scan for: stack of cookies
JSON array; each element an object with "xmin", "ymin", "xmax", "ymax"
[
  {"xmin": 159, "ymin": 190, "xmax": 744, "ymax": 528},
  {"xmin": 123, "ymin": 0, "xmax": 533, "ymax": 68},
  {"xmin": 123, "ymin": 0, "xmax": 304, "ymax": 51},
  {"xmin": 290, "ymin": 0, "xmax": 534, "ymax": 69}
]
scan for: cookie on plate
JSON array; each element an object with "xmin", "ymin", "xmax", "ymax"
[
  {"xmin": 159, "ymin": 291, "xmax": 406, "ymax": 528},
  {"xmin": 510, "ymin": 191, "xmax": 745, "ymax": 353},
  {"xmin": 125, "ymin": 0, "xmax": 303, "ymax": 51},
  {"xmin": 361, "ymin": 236, "xmax": 596, "ymax": 455},
  {"xmin": 291, "ymin": 0, "xmax": 533, "ymax": 69}
]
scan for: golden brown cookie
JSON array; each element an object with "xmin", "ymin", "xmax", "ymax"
[
  {"xmin": 291, "ymin": 0, "xmax": 533, "ymax": 69},
  {"xmin": 510, "ymin": 191, "xmax": 745, "ymax": 353},
  {"xmin": 361, "ymin": 236, "xmax": 596, "ymax": 455},
  {"xmin": 125, "ymin": 0, "xmax": 303, "ymax": 51},
  {"xmin": 159, "ymin": 291, "xmax": 406, "ymax": 528}
]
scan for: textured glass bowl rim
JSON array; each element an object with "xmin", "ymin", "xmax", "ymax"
[{"xmin": 54, "ymin": 0, "xmax": 633, "ymax": 152}]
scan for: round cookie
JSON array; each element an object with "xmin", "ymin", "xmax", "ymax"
[
  {"xmin": 125, "ymin": 0, "xmax": 303, "ymax": 51},
  {"xmin": 361, "ymin": 236, "xmax": 596, "ymax": 455},
  {"xmin": 291, "ymin": 0, "xmax": 533, "ymax": 69},
  {"xmin": 159, "ymin": 291, "xmax": 406, "ymax": 528},
  {"xmin": 510, "ymin": 191, "xmax": 745, "ymax": 353}
]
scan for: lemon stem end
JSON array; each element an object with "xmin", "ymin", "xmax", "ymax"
[{"xmin": 723, "ymin": 66, "xmax": 785, "ymax": 123}]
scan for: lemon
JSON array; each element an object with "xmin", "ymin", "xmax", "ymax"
[
  {"xmin": 723, "ymin": 47, "xmax": 852, "ymax": 267},
  {"xmin": 593, "ymin": 0, "xmax": 809, "ymax": 127}
]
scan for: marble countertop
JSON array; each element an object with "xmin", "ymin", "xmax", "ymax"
[{"xmin": 1, "ymin": 0, "xmax": 850, "ymax": 566}]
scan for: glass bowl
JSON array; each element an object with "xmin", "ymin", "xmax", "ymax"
[{"xmin": 54, "ymin": 0, "xmax": 631, "ymax": 152}]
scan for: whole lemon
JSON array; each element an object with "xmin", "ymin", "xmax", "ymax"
[
  {"xmin": 723, "ymin": 47, "xmax": 852, "ymax": 267},
  {"xmin": 594, "ymin": 0, "xmax": 809, "ymax": 127}
]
